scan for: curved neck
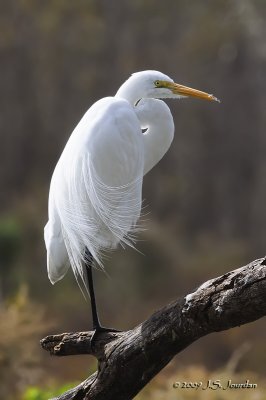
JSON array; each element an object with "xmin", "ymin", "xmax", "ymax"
[
  {"xmin": 115, "ymin": 79, "xmax": 143, "ymax": 105},
  {"xmin": 135, "ymin": 99, "xmax": 175, "ymax": 175}
]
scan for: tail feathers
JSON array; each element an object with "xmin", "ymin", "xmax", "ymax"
[
  {"xmin": 44, "ymin": 223, "xmax": 70, "ymax": 284},
  {"xmin": 47, "ymin": 255, "xmax": 70, "ymax": 284}
]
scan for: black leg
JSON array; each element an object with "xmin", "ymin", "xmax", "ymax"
[
  {"xmin": 84, "ymin": 248, "xmax": 120, "ymax": 348},
  {"xmin": 85, "ymin": 250, "xmax": 101, "ymax": 329}
]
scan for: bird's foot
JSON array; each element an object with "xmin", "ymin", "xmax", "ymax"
[{"xmin": 90, "ymin": 325, "xmax": 121, "ymax": 350}]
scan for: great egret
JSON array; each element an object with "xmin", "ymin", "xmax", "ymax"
[{"xmin": 44, "ymin": 70, "xmax": 219, "ymax": 339}]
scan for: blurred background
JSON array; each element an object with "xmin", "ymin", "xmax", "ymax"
[{"xmin": 1, "ymin": 0, "xmax": 266, "ymax": 399}]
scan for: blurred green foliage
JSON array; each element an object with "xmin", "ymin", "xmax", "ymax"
[
  {"xmin": 0, "ymin": 286, "xmax": 50, "ymax": 399},
  {"xmin": 0, "ymin": 217, "xmax": 21, "ymax": 266},
  {"xmin": 0, "ymin": 216, "xmax": 22, "ymax": 298},
  {"xmin": 22, "ymin": 383, "xmax": 77, "ymax": 400}
]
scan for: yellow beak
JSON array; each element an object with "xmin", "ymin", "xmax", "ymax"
[{"xmin": 168, "ymin": 82, "xmax": 220, "ymax": 103}]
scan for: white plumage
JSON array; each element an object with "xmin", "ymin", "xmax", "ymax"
[{"xmin": 44, "ymin": 70, "xmax": 218, "ymax": 292}]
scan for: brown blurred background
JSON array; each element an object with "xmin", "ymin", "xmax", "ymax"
[{"xmin": 0, "ymin": 0, "xmax": 266, "ymax": 398}]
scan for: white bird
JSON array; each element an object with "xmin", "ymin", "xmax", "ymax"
[{"xmin": 44, "ymin": 70, "xmax": 219, "ymax": 338}]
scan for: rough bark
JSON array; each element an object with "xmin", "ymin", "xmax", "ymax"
[{"xmin": 41, "ymin": 257, "xmax": 266, "ymax": 400}]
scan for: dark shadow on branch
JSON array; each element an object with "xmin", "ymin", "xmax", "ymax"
[{"xmin": 41, "ymin": 257, "xmax": 266, "ymax": 400}]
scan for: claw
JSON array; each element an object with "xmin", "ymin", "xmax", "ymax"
[{"xmin": 90, "ymin": 326, "xmax": 121, "ymax": 349}]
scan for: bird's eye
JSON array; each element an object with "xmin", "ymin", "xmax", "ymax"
[{"xmin": 154, "ymin": 80, "xmax": 161, "ymax": 87}]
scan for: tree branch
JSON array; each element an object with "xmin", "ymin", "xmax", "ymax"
[{"xmin": 41, "ymin": 257, "xmax": 266, "ymax": 400}]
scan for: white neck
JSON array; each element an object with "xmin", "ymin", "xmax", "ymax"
[
  {"xmin": 115, "ymin": 75, "xmax": 175, "ymax": 174},
  {"xmin": 115, "ymin": 78, "xmax": 144, "ymax": 105},
  {"xmin": 135, "ymin": 99, "xmax": 175, "ymax": 175}
]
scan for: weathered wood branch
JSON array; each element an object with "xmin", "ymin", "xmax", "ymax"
[{"xmin": 41, "ymin": 257, "xmax": 266, "ymax": 400}]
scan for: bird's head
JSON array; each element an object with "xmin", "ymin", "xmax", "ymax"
[
  {"xmin": 116, "ymin": 70, "xmax": 220, "ymax": 105},
  {"xmin": 135, "ymin": 70, "xmax": 220, "ymax": 102}
]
